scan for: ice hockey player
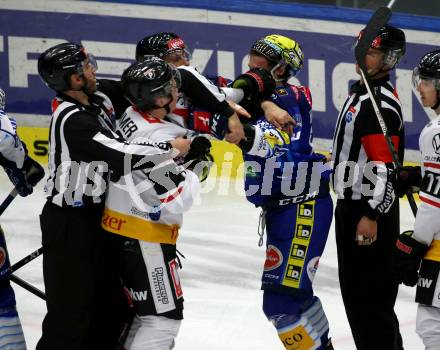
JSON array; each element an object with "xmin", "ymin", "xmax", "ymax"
[
  {"xmin": 332, "ymin": 25, "xmax": 406, "ymax": 350},
  {"xmin": 135, "ymin": 32, "xmax": 293, "ymax": 140},
  {"xmin": 36, "ymin": 42, "xmax": 190, "ymax": 350},
  {"xmin": 238, "ymin": 34, "xmax": 334, "ymax": 350},
  {"xmin": 394, "ymin": 49, "xmax": 440, "ymax": 350},
  {"xmin": 0, "ymin": 88, "xmax": 45, "ymax": 350},
  {"xmin": 101, "ymin": 57, "xmax": 208, "ymax": 350}
]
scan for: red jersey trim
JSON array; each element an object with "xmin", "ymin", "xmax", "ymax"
[
  {"xmin": 361, "ymin": 134, "xmax": 399, "ymax": 162},
  {"xmin": 420, "ymin": 195, "xmax": 440, "ymax": 208}
]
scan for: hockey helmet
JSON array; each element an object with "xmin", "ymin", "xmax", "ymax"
[
  {"xmin": 136, "ymin": 32, "xmax": 191, "ymax": 62},
  {"xmin": 121, "ymin": 56, "xmax": 181, "ymax": 111},
  {"xmin": 355, "ymin": 24, "xmax": 406, "ymax": 69},
  {"xmin": 250, "ymin": 34, "xmax": 304, "ymax": 78},
  {"xmin": 38, "ymin": 42, "xmax": 97, "ymax": 92},
  {"xmin": 0, "ymin": 89, "xmax": 5, "ymax": 110},
  {"xmin": 412, "ymin": 49, "xmax": 440, "ymax": 90}
]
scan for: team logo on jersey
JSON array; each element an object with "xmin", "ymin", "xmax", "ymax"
[
  {"xmin": 0, "ymin": 247, "xmax": 6, "ymax": 270},
  {"xmin": 345, "ymin": 106, "xmax": 356, "ymax": 123},
  {"xmin": 264, "ymin": 245, "xmax": 283, "ymax": 271},
  {"xmin": 432, "ymin": 133, "xmax": 440, "ymax": 155}
]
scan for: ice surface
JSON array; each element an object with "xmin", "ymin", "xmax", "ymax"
[{"xmin": 1, "ymin": 174, "xmax": 424, "ymax": 349}]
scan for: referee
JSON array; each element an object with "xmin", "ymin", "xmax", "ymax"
[
  {"xmin": 36, "ymin": 42, "xmax": 189, "ymax": 350},
  {"xmin": 331, "ymin": 25, "xmax": 406, "ymax": 350}
]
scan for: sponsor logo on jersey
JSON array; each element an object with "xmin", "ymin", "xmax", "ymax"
[
  {"xmin": 418, "ymin": 277, "xmax": 433, "ymax": 289},
  {"xmin": 169, "ymin": 259, "xmax": 183, "ymax": 299},
  {"xmin": 298, "ymin": 203, "xmax": 314, "ymax": 218},
  {"xmin": 152, "ymin": 267, "xmax": 169, "ymax": 305},
  {"xmin": 284, "ymin": 264, "xmax": 302, "ymax": 281},
  {"xmin": 290, "ymin": 244, "xmax": 307, "ymax": 260},
  {"xmin": 433, "ymin": 133, "xmax": 440, "ymax": 155},
  {"xmin": 296, "ymin": 224, "xmax": 312, "ymax": 239},
  {"xmin": 102, "ymin": 212, "xmax": 127, "ymax": 232},
  {"xmin": 0, "ymin": 247, "xmax": 6, "ymax": 270},
  {"xmin": 306, "ymin": 256, "xmax": 320, "ymax": 282},
  {"xmin": 263, "ymin": 273, "xmax": 279, "ymax": 280},
  {"xmin": 264, "ymin": 245, "xmax": 283, "ymax": 271},
  {"xmin": 128, "ymin": 288, "xmax": 148, "ymax": 302},
  {"xmin": 345, "ymin": 106, "xmax": 356, "ymax": 123},
  {"xmin": 424, "ymin": 155, "xmax": 440, "ymax": 163},
  {"xmin": 279, "ymin": 325, "xmax": 315, "ymax": 349}
]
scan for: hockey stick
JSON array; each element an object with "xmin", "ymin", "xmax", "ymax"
[
  {"xmin": 0, "ymin": 225, "xmax": 46, "ymax": 300},
  {"xmin": 11, "ymin": 247, "xmax": 43, "ymax": 273},
  {"xmin": 0, "ymin": 188, "xmax": 18, "ymax": 216},
  {"xmin": 9, "ymin": 274, "xmax": 46, "ymax": 300},
  {"xmin": 354, "ymin": 6, "xmax": 418, "ymax": 217}
]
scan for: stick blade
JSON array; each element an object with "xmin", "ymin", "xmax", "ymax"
[{"xmin": 355, "ymin": 7, "xmax": 392, "ymax": 72}]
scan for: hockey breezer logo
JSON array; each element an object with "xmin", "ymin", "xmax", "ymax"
[{"xmin": 152, "ymin": 267, "xmax": 169, "ymax": 305}]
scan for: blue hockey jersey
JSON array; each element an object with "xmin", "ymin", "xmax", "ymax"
[{"xmin": 244, "ymin": 84, "xmax": 330, "ymax": 207}]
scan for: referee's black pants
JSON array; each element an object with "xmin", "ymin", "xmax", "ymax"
[
  {"xmin": 335, "ymin": 199, "xmax": 403, "ymax": 350},
  {"xmin": 36, "ymin": 201, "xmax": 129, "ymax": 350}
]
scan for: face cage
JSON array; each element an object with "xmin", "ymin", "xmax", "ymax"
[
  {"xmin": 412, "ymin": 67, "xmax": 440, "ymax": 90},
  {"xmin": 165, "ymin": 48, "xmax": 192, "ymax": 62},
  {"xmin": 74, "ymin": 53, "xmax": 98, "ymax": 76},
  {"xmin": 150, "ymin": 67, "xmax": 182, "ymax": 95}
]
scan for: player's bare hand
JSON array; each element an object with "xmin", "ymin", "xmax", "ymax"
[
  {"xmin": 261, "ymin": 100, "xmax": 296, "ymax": 134},
  {"xmin": 170, "ymin": 137, "xmax": 191, "ymax": 156},
  {"xmin": 227, "ymin": 100, "xmax": 251, "ymax": 119},
  {"xmin": 225, "ymin": 113, "xmax": 245, "ymax": 144},
  {"xmin": 356, "ymin": 216, "xmax": 377, "ymax": 246}
]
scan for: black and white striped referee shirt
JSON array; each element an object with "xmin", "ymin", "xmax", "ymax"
[
  {"xmin": 331, "ymin": 75, "xmax": 404, "ymax": 219},
  {"xmin": 45, "ymin": 88, "xmax": 172, "ymax": 208}
]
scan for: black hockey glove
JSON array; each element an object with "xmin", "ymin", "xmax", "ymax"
[
  {"xmin": 392, "ymin": 166, "xmax": 422, "ymax": 198},
  {"xmin": 394, "ymin": 230, "xmax": 429, "ymax": 286},
  {"xmin": 232, "ymin": 68, "xmax": 275, "ymax": 101},
  {"xmin": 184, "ymin": 136, "xmax": 214, "ymax": 182},
  {"xmin": 22, "ymin": 156, "xmax": 45, "ymax": 187}
]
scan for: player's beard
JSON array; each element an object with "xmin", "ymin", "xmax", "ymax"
[{"xmin": 82, "ymin": 76, "xmax": 97, "ymax": 95}]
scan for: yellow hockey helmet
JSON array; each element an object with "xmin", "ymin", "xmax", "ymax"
[{"xmin": 251, "ymin": 34, "xmax": 304, "ymax": 77}]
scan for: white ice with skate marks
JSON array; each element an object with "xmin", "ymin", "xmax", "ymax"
[{"xmin": 0, "ymin": 173, "xmax": 424, "ymax": 349}]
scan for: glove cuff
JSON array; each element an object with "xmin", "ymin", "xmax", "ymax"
[{"xmin": 396, "ymin": 232, "xmax": 429, "ymax": 258}]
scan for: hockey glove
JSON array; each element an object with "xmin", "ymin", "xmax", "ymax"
[
  {"xmin": 394, "ymin": 230, "xmax": 429, "ymax": 286},
  {"xmin": 232, "ymin": 68, "xmax": 275, "ymax": 101},
  {"xmin": 392, "ymin": 166, "xmax": 422, "ymax": 198},
  {"xmin": 0, "ymin": 155, "xmax": 32, "ymax": 196},
  {"xmin": 22, "ymin": 156, "xmax": 45, "ymax": 187},
  {"xmin": 184, "ymin": 136, "xmax": 214, "ymax": 182}
]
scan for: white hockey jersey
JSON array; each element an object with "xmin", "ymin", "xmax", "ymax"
[
  {"xmin": 414, "ymin": 115, "xmax": 440, "ymax": 251},
  {"xmin": 414, "ymin": 115, "xmax": 440, "ymax": 308},
  {"xmin": 0, "ymin": 109, "xmax": 25, "ymax": 168},
  {"xmin": 102, "ymin": 107, "xmax": 200, "ymax": 244}
]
